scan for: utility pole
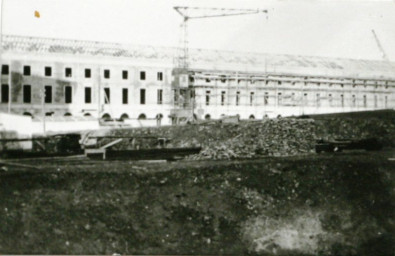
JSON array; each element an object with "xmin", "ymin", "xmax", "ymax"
[{"xmin": 41, "ymin": 87, "xmax": 46, "ymax": 135}]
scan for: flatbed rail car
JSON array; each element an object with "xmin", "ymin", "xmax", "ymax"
[
  {"xmin": 82, "ymin": 135, "xmax": 201, "ymax": 160},
  {"xmin": 315, "ymin": 138, "xmax": 383, "ymax": 153}
]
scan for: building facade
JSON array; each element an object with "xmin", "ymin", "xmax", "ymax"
[{"xmin": 0, "ymin": 35, "xmax": 394, "ymax": 125}]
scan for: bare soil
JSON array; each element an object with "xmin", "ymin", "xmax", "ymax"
[{"xmin": 0, "ymin": 151, "xmax": 394, "ymax": 255}]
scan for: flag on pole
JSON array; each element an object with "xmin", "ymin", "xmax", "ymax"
[{"xmin": 34, "ymin": 10, "xmax": 40, "ymax": 18}]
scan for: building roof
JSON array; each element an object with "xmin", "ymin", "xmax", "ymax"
[{"xmin": 2, "ymin": 34, "xmax": 395, "ymax": 80}]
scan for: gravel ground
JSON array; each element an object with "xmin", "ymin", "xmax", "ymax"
[{"xmin": 0, "ymin": 150, "xmax": 394, "ymax": 255}]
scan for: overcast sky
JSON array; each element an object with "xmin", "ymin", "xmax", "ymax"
[{"xmin": 1, "ymin": 0, "xmax": 395, "ymax": 61}]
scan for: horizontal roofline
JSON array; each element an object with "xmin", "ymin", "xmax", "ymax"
[
  {"xmin": 2, "ymin": 34, "xmax": 395, "ymax": 64},
  {"xmin": 1, "ymin": 34, "xmax": 395, "ymax": 80}
]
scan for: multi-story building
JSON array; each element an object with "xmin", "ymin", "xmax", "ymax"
[{"xmin": 0, "ymin": 35, "xmax": 394, "ymax": 125}]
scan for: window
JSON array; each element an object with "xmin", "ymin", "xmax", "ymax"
[
  {"xmin": 1, "ymin": 65, "xmax": 9, "ymax": 75},
  {"xmin": 23, "ymin": 66, "xmax": 31, "ymax": 76},
  {"xmin": 104, "ymin": 69, "xmax": 110, "ymax": 79},
  {"xmin": 65, "ymin": 67, "xmax": 72, "ymax": 77},
  {"xmin": 122, "ymin": 70, "xmax": 128, "ymax": 80},
  {"xmin": 85, "ymin": 87, "xmax": 92, "ymax": 103},
  {"xmin": 104, "ymin": 88, "xmax": 110, "ymax": 104},
  {"xmin": 157, "ymin": 89, "xmax": 163, "ymax": 104},
  {"xmin": 65, "ymin": 86, "xmax": 72, "ymax": 103},
  {"xmin": 316, "ymin": 93, "xmax": 320, "ymax": 107},
  {"xmin": 206, "ymin": 91, "xmax": 210, "ymax": 106},
  {"xmin": 45, "ymin": 67, "xmax": 52, "ymax": 77},
  {"xmin": 140, "ymin": 71, "xmax": 146, "ymax": 80},
  {"xmin": 157, "ymin": 72, "xmax": 163, "ymax": 81},
  {"xmin": 304, "ymin": 93, "xmax": 308, "ymax": 105},
  {"xmin": 250, "ymin": 92, "xmax": 254, "ymax": 106},
  {"xmin": 205, "ymin": 78, "xmax": 210, "ymax": 83},
  {"xmin": 173, "ymin": 90, "xmax": 178, "ymax": 105},
  {"xmin": 85, "ymin": 69, "xmax": 91, "ymax": 78},
  {"xmin": 122, "ymin": 88, "xmax": 128, "ymax": 104},
  {"xmin": 45, "ymin": 86, "xmax": 52, "ymax": 103},
  {"xmin": 221, "ymin": 91, "xmax": 226, "ymax": 106},
  {"xmin": 140, "ymin": 89, "xmax": 146, "ymax": 104},
  {"xmin": 1, "ymin": 84, "xmax": 9, "ymax": 103},
  {"xmin": 220, "ymin": 75, "xmax": 226, "ymax": 83},
  {"xmin": 278, "ymin": 92, "xmax": 282, "ymax": 105},
  {"xmin": 236, "ymin": 91, "xmax": 240, "ymax": 106},
  {"xmin": 352, "ymin": 95, "xmax": 356, "ymax": 107},
  {"xmin": 328, "ymin": 94, "xmax": 333, "ymax": 106},
  {"xmin": 278, "ymin": 81, "xmax": 282, "ymax": 85},
  {"xmin": 23, "ymin": 85, "xmax": 31, "ymax": 103},
  {"xmin": 363, "ymin": 95, "xmax": 367, "ymax": 107},
  {"xmin": 264, "ymin": 92, "xmax": 269, "ymax": 105},
  {"xmin": 341, "ymin": 94, "xmax": 344, "ymax": 107}
]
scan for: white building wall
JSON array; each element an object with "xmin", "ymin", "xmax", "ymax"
[
  {"xmin": 191, "ymin": 73, "xmax": 395, "ymax": 119},
  {"xmin": 0, "ymin": 46, "xmax": 394, "ymax": 125},
  {"xmin": 0, "ymin": 52, "xmax": 175, "ymax": 125}
]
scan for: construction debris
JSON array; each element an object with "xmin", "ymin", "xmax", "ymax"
[
  {"xmin": 95, "ymin": 119, "xmax": 316, "ymax": 160},
  {"xmin": 1, "ymin": 115, "xmax": 393, "ymax": 160}
]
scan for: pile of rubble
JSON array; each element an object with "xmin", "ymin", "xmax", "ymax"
[
  {"xmin": 189, "ymin": 119, "xmax": 316, "ymax": 160},
  {"xmin": 81, "ymin": 114, "xmax": 394, "ymax": 160},
  {"xmin": 100, "ymin": 118, "xmax": 316, "ymax": 160}
]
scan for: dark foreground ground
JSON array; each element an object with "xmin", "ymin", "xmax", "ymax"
[{"xmin": 0, "ymin": 151, "xmax": 394, "ymax": 255}]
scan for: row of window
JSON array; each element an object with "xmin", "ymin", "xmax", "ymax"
[
  {"xmin": 205, "ymin": 90, "xmax": 389, "ymax": 107},
  {"xmin": 1, "ymin": 65, "xmax": 164, "ymax": 81},
  {"xmin": 199, "ymin": 78, "xmax": 390, "ymax": 89},
  {"xmin": 0, "ymin": 84, "xmax": 163, "ymax": 105},
  {"xmin": 98, "ymin": 88, "xmax": 163, "ymax": 105}
]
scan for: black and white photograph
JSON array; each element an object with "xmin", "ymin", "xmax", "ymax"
[{"xmin": 0, "ymin": 0, "xmax": 394, "ymax": 255}]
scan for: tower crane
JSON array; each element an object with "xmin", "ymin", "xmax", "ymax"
[
  {"xmin": 173, "ymin": 6, "xmax": 268, "ymax": 69},
  {"xmin": 171, "ymin": 6, "xmax": 268, "ymax": 124},
  {"xmin": 371, "ymin": 29, "xmax": 389, "ymax": 62}
]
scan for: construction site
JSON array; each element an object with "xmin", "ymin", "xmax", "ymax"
[{"xmin": 0, "ymin": 2, "xmax": 395, "ymax": 256}]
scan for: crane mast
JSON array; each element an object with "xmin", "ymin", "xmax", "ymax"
[
  {"xmin": 371, "ymin": 29, "xmax": 389, "ymax": 62},
  {"xmin": 174, "ymin": 6, "xmax": 267, "ymax": 69},
  {"xmin": 171, "ymin": 6, "xmax": 268, "ymax": 124}
]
